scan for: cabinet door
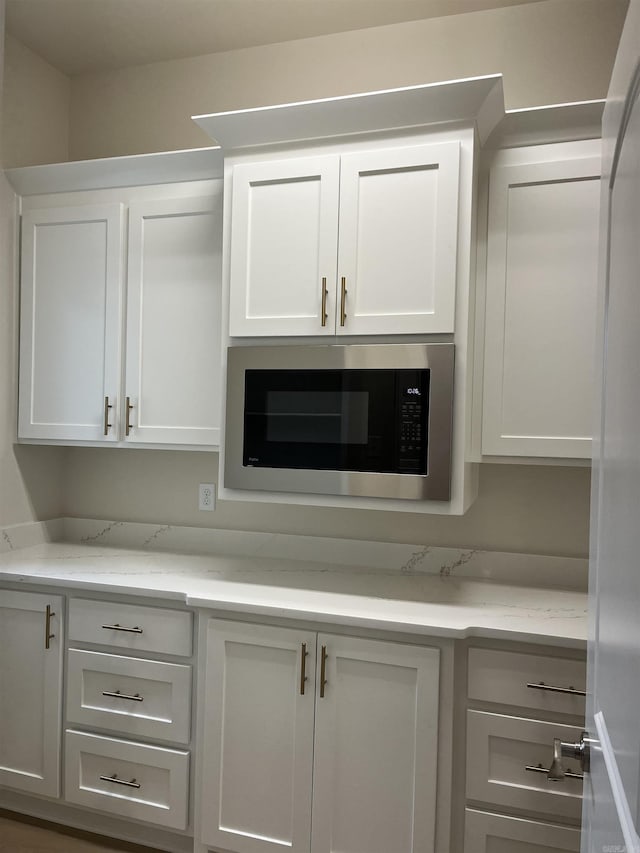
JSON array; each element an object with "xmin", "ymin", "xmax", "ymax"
[
  {"xmin": 482, "ymin": 146, "xmax": 601, "ymax": 457},
  {"xmin": 0, "ymin": 591, "xmax": 63, "ymax": 797},
  {"xmin": 337, "ymin": 141, "xmax": 460, "ymax": 335},
  {"xmin": 229, "ymin": 156, "xmax": 340, "ymax": 336},
  {"xmin": 19, "ymin": 203, "xmax": 124, "ymax": 441},
  {"xmin": 200, "ymin": 620, "xmax": 316, "ymax": 853},
  {"xmin": 125, "ymin": 192, "xmax": 222, "ymax": 445},
  {"xmin": 311, "ymin": 635, "xmax": 440, "ymax": 853}
]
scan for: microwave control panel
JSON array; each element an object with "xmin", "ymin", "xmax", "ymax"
[{"xmin": 397, "ymin": 372, "xmax": 429, "ymax": 474}]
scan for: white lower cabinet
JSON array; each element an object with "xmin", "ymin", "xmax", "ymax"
[
  {"xmin": 200, "ymin": 620, "xmax": 441, "ymax": 853},
  {"xmin": 0, "ymin": 590, "xmax": 63, "ymax": 798},
  {"xmin": 64, "ymin": 730, "xmax": 189, "ymax": 829},
  {"xmin": 464, "ymin": 809, "xmax": 581, "ymax": 853}
]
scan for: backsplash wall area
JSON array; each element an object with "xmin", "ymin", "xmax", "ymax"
[
  {"xmin": 3, "ymin": 0, "xmax": 620, "ymax": 552},
  {"xmin": 63, "ymin": 449, "xmax": 590, "ymax": 558}
]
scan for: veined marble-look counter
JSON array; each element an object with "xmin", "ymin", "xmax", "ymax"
[{"xmin": 0, "ymin": 518, "xmax": 588, "ymax": 648}]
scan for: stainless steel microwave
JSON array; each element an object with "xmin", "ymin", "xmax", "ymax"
[{"xmin": 224, "ymin": 343, "xmax": 455, "ymax": 501}]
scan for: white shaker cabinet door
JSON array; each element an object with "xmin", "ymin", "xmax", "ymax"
[
  {"xmin": 0, "ymin": 591, "xmax": 63, "ymax": 797},
  {"xmin": 229, "ymin": 155, "xmax": 340, "ymax": 336},
  {"xmin": 200, "ymin": 620, "xmax": 316, "ymax": 853},
  {"xmin": 311, "ymin": 635, "xmax": 440, "ymax": 853},
  {"xmin": 337, "ymin": 141, "xmax": 460, "ymax": 335},
  {"xmin": 482, "ymin": 143, "xmax": 601, "ymax": 458},
  {"xmin": 19, "ymin": 204, "xmax": 124, "ymax": 441},
  {"xmin": 125, "ymin": 193, "xmax": 222, "ymax": 445}
]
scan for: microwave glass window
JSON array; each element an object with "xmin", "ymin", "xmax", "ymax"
[
  {"xmin": 244, "ymin": 369, "xmax": 429, "ymax": 475},
  {"xmin": 265, "ymin": 391, "xmax": 369, "ymax": 444}
]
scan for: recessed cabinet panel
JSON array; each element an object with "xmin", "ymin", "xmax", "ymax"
[
  {"xmin": 125, "ymin": 194, "xmax": 222, "ymax": 445},
  {"xmin": 67, "ymin": 649, "xmax": 192, "ymax": 744},
  {"xmin": 64, "ymin": 729, "xmax": 189, "ymax": 829},
  {"xmin": 482, "ymin": 144, "xmax": 600, "ymax": 457},
  {"xmin": 19, "ymin": 204, "xmax": 123, "ymax": 441},
  {"xmin": 229, "ymin": 156, "xmax": 340, "ymax": 336},
  {"xmin": 0, "ymin": 591, "xmax": 63, "ymax": 797},
  {"xmin": 338, "ymin": 142, "xmax": 459, "ymax": 334},
  {"xmin": 311, "ymin": 636, "xmax": 440, "ymax": 853},
  {"xmin": 201, "ymin": 621, "xmax": 316, "ymax": 853},
  {"xmin": 464, "ymin": 809, "xmax": 581, "ymax": 853},
  {"xmin": 466, "ymin": 710, "xmax": 583, "ymax": 820}
]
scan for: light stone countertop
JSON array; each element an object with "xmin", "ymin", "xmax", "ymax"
[{"xmin": 0, "ymin": 540, "xmax": 588, "ymax": 648}]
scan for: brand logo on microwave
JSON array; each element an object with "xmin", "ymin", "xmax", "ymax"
[{"xmin": 406, "ymin": 388, "xmax": 421, "ymax": 395}]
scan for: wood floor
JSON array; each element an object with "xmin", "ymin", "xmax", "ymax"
[{"xmin": 0, "ymin": 813, "xmax": 166, "ymax": 853}]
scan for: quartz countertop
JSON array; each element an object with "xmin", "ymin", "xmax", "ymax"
[{"xmin": 0, "ymin": 540, "xmax": 587, "ymax": 648}]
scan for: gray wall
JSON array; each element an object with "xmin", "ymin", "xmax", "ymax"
[{"xmin": 0, "ymin": 8, "xmax": 66, "ymax": 527}]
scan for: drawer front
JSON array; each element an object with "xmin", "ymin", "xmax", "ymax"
[
  {"xmin": 468, "ymin": 648, "xmax": 586, "ymax": 718},
  {"xmin": 466, "ymin": 710, "xmax": 583, "ymax": 820},
  {"xmin": 464, "ymin": 809, "xmax": 580, "ymax": 853},
  {"xmin": 69, "ymin": 599, "xmax": 192, "ymax": 657},
  {"xmin": 64, "ymin": 730, "xmax": 189, "ymax": 830},
  {"xmin": 67, "ymin": 649, "xmax": 191, "ymax": 744}
]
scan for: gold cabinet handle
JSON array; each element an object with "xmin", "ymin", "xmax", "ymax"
[
  {"xmin": 300, "ymin": 642, "xmax": 309, "ymax": 695},
  {"xmin": 320, "ymin": 645, "xmax": 328, "ymax": 698},
  {"xmin": 125, "ymin": 397, "xmax": 134, "ymax": 436},
  {"xmin": 340, "ymin": 277, "xmax": 347, "ymax": 326},
  {"xmin": 103, "ymin": 396, "xmax": 113, "ymax": 436},
  {"xmin": 45, "ymin": 604, "xmax": 55, "ymax": 650},
  {"xmin": 321, "ymin": 277, "xmax": 328, "ymax": 327}
]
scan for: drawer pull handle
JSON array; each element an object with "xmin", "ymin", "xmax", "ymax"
[
  {"xmin": 102, "ymin": 690, "xmax": 143, "ymax": 702},
  {"xmin": 527, "ymin": 681, "xmax": 586, "ymax": 697},
  {"xmin": 525, "ymin": 763, "xmax": 584, "ymax": 781},
  {"xmin": 101, "ymin": 623, "xmax": 144, "ymax": 634},
  {"xmin": 99, "ymin": 773, "xmax": 141, "ymax": 789}
]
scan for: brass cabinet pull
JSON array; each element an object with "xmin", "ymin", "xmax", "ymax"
[
  {"xmin": 527, "ymin": 682, "xmax": 586, "ymax": 697},
  {"xmin": 44, "ymin": 604, "xmax": 55, "ymax": 650},
  {"xmin": 101, "ymin": 623, "xmax": 144, "ymax": 634},
  {"xmin": 321, "ymin": 277, "xmax": 328, "ymax": 327},
  {"xmin": 102, "ymin": 690, "xmax": 144, "ymax": 702},
  {"xmin": 300, "ymin": 643, "xmax": 309, "ymax": 695},
  {"xmin": 340, "ymin": 277, "xmax": 347, "ymax": 326},
  {"xmin": 125, "ymin": 397, "xmax": 134, "ymax": 436},
  {"xmin": 525, "ymin": 763, "xmax": 584, "ymax": 781},
  {"xmin": 320, "ymin": 645, "xmax": 328, "ymax": 698},
  {"xmin": 99, "ymin": 773, "xmax": 141, "ymax": 789},
  {"xmin": 103, "ymin": 396, "xmax": 113, "ymax": 436}
]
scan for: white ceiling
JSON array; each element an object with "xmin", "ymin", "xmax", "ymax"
[{"xmin": 6, "ymin": 0, "xmax": 545, "ymax": 77}]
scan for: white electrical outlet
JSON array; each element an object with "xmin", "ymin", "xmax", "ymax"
[{"xmin": 199, "ymin": 483, "xmax": 215, "ymax": 511}]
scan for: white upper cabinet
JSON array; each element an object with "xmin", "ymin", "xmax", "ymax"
[
  {"xmin": 125, "ymin": 194, "xmax": 222, "ymax": 446},
  {"xmin": 18, "ymin": 179, "xmax": 223, "ymax": 448},
  {"xmin": 19, "ymin": 204, "xmax": 124, "ymax": 442},
  {"xmin": 229, "ymin": 156, "xmax": 340, "ymax": 336},
  {"xmin": 481, "ymin": 140, "xmax": 601, "ymax": 458},
  {"xmin": 229, "ymin": 140, "xmax": 460, "ymax": 337},
  {"xmin": 337, "ymin": 142, "xmax": 459, "ymax": 335}
]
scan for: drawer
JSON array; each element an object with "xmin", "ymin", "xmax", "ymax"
[
  {"xmin": 466, "ymin": 710, "xmax": 583, "ymax": 820},
  {"xmin": 64, "ymin": 729, "xmax": 189, "ymax": 830},
  {"xmin": 69, "ymin": 599, "xmax": 192, "ymax": 657},
  {"xmin": 468, "ymin": 648, "xmax": 586, "ymax": 718},
  {"xmin": 67, "ymin": 649, "xmax": 191, "ymax": 744},
  {"xmin": 464, "ymin": 809, "xmax": 580, "ymax": 853}
]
